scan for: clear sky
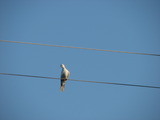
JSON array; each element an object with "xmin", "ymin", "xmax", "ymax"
[{"xmin": 0, "ymin": 0, "xmax": 160, "ymax": 120}]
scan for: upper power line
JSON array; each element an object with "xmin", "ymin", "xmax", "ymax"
[
  {"xmin": 0, "ymin": 73, "xmax": 160, "ymax": 89},
  {"xmin": 0, "ymin": 40, "xmax": 160, "ymax": 56}
]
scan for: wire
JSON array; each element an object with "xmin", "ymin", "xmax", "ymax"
[
  {"xmin": 0, "ymin": 40, "xmax": 160, "ymax": 56},
  {"xmin": 0, "ymin": 73, "xmax": 160, "ymax": 89}
]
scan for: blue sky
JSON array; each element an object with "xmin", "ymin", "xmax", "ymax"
[{"xmin": 0, "ymin": 0, "xmax": 160, "ymax": 120}]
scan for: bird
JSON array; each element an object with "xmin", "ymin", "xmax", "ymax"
[{"xmin": 60, "ymin": 64, "xmax": 70, "ymax": 91}]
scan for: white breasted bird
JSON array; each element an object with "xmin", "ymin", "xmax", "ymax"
[{"xmin": 60, "ymin": 64, "xmax": 70, "ymax": 91}]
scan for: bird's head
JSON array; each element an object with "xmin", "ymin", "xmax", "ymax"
[{"xmin": 60, "ymin": 64, "xmax": 65, "ymax": 68}]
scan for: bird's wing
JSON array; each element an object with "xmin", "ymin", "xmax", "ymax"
[
  {"xmin": 61, "ymin": 73, "xmax": 67, "ymax": 80},
  {"xmin": 61, "ymin": 69, "xmax": 70, "ymax": 79}
]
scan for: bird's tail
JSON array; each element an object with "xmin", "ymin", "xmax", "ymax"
[{"xmin": 60, "ymin": 81, "xmax": 66, "ymax": 92}]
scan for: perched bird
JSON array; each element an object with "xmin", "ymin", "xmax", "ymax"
[{"xmin": 60, "ymin": 64, "xmax": 70, "ymax": 91}]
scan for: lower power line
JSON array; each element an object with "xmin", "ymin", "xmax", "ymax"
[{"xmin": 0, "ymin": 73, "xmax": 160, "ymax": 89}]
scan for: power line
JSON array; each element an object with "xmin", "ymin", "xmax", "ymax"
[
  {"xmin": 0, "ymin": 40, "xmax": 160, "ymax": 56},
  {"xmin": 0, "ymin": 73, "xmax": 160, "ymax": 89}
]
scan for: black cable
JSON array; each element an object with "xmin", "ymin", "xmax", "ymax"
[
  {"xmin": 0, "ymin": 73, "xmax": 160, "ymax": 89},
  {"xmin": 1, "ymin": 40, "xmax": 160, "ymax": 56}
]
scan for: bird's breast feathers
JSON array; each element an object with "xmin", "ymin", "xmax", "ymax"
[{"xmin": 61, "ymin": 69, "xmax": 70, "ymax": 78}]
